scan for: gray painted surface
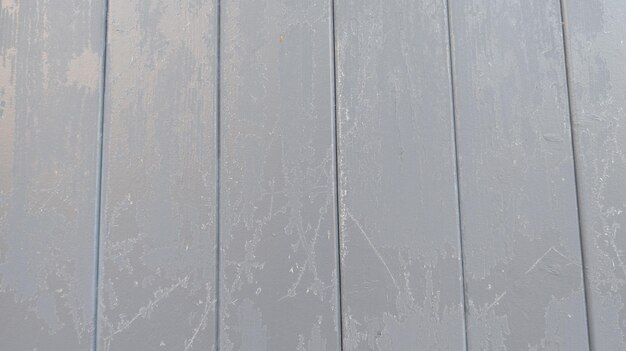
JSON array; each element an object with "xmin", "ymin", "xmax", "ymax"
[
  {"xmin": 97, "ymin": 1, "xmax": 218, "ymax": 350},
  {"xmin": 448, "ymin": 0, "xmax": 589, "ymax": 349},
  {"xmin": 334, "ymin": 0, "xmax": 466, "ymax": 350},
  {"xmin": 219, "ymin": 1, "xmax": 340, "ymax": 350},
  {"xmin": 0, "ymin": 0, "xmax": 104, "ymax": 349},
  {"xmin": 563, "ymin": 0, "xmax": 626, "ymax": 349},
  {"xmin": 4, "ymin": 0, "xmax": 626, "ymax": 350}
]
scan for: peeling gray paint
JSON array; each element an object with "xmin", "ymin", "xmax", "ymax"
[
  {"xmin": 448, "ymin": 0, "xmax": 589, "ymax": 349},
  {"xmin": 563, "ymin": 0, "xmax": 626, "ymax": 349},
  {"xmin": 0, "ymin": 0, "xmax": 105, "ymax": 349},
  {"xmin": 97, "ymin": 1, "xmax": 217, "ymax": 350}
]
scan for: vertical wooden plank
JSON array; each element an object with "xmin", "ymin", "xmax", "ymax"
[
  {"xmin": 0, "ymin": 0, "xmax": 105, "ymax": 349},
  {"xmin": 334, "ymin": 0, "xmax": 466, "ymax": 349},
  {"xmin": 97, "ymin": 1, "xmax": 217, "ymax": 350},
  {"xmin": 219, "ymin": 0, "xmax": 340, "ymax": 350},
  {"xmin": 449, "ymin": 1, "xmax": 589, "ymax": 349},
  {"xmin": 563, "ymin": 0, "xmax": 626, "ymax": 348},
  {"xmin": 0, "ymin": 0, "xmax": 104, "ymax": 349}
]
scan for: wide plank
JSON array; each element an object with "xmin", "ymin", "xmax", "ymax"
[
  {"xmin": 448, "ymin": 0, "xmax": 589, "ymax": 349},
  {"xmin": 563, "ymin": 0, "xmax": 626, "ymax": 348},
  {"xmin": 97, "ymin": 1, "xmax": 218, "ymax": 349},
  {"xmin": 219, "ymin": 0, "xmax": 341, "ymax": 349},
  {"xmin": 334, "ymin": 0, "xmax": 466, "ymax": 349},
  {"xmin": 0, "ymin": 1, "xmax": 105, "ymax": 349}
]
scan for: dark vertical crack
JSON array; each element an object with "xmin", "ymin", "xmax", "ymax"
[
  {"xmin": 330, "ymin": 0, "xmax": 344, "ymax": 350},
  {"xmin": 444, "ymin": 1, "xmax": 469, "ymax": 350},
  {"xmin": 92, "ymin": 0, "xmax": 110, "ymax": 350},
  {"xmin": 214, "ymin": 0, "xmax": 223, "ymax": 349},
  {"xmin": 557, "ymin": 0, "xmax": 593, "ymax": 349}
]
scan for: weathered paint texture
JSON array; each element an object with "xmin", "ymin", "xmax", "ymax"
[
  {"xmin": 97, "ymin": 1, "xmax": 218, "ymax": 350},
  {"xmin": 0, "ymin": 0, "xmax": 105, "ymax": 349},
  {"xmin": 5, "ymin": 0, "xmax": 626, "ymax": 350},
  {"xmin": 219, "ymin": 0, "xmax": 341, "ymax": 350},
  {"xmin": 335, "ymin": 0, "xmax": 466, "ymax": 349},
  {"xmin": 563, "ymin": 0, "xmax": 626, "ymax": 349},
  {"xmin": 448, "ymin": 0, "xmax": 589, "ymax": 349}
]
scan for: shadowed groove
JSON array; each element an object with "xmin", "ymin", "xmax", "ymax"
[
  {"xmin": 444, "ymin": 0, "xmax": 470, "ymax": 350},
  {"xmin": 329, "ymin": 0, "xmax": 345, "ymax": 350},
  {"xmin": 557, "ymin": 0, "xmax": 593, "ymax": 349},
  {"xmin": 92, "ymin": 0, "xmax": 110, "ymax": 350},
  {"xmin": 215, "ymin": 0, "xmax": 223, "ymax": 349}
]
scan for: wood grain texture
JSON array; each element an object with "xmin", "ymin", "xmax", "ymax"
[
  {"xmin": 219, "ymin": 0, "xmax": 341, "ymax": 350},
  {"xmin": 0, "ymin": 0, "xmax": 104, "ymax": 349},
  {"xmin": 563, "ymin": 0, "xmax": 626, "ymax": 348},
  {"xmin": 448, "ymin": 0, "xmax": 589, "ymax": 349},
  {"xmin": 97, "ymin": 1, "xmax": 218, "ymax": 350},
  {"xmin": 334, "ymin": 0, "xmax": 466, "ymax": 349}
]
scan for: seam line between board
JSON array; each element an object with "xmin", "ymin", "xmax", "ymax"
[
  {"xmin": 214, "ymin": 0, "xmax": 223, "ymax": 349},
  {"xmin": 92, "ymin": 0, "xmax": 110, "ymax": 350},
  {"xmin": 444, "ymin": 1, "xmax": 470, "ymax": 350},
  {"xmin": 557, "ymin": 0, "xmax": 593, "ymax": 349},
  {"xmin": 330, "ymin": 0, "xmax": 345, "ymax": 350}
]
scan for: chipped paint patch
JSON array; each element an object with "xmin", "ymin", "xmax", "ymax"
[
  {"xmin": 1, "ymin": 0, "xmax": 18, "ymax": 14},
  {"xmin": 66, "ymin": 49, "xmax": 100, "ymax": 90}
]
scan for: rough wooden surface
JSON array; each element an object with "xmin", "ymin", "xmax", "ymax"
[
  {"xmin": 219, "ymin": 0, "xmax": 341, "ymax": 350},
  {"xmin": 563, "ymin": 0, "xmax": 626, "ymax": 349},
  {"xmin": 335, "ymin": 0, "xmax": 466, "ymax": 350},
  {"xmin": 97, "ymin": 1, "xmax": 218, "ymax": 350},
  {"xmin": 0, "ymin": 0, "xmax": 105, "ymax": 349},
  {"xmin": 448, "ymin": 0, "xmax": 589, "ymax": 349}
]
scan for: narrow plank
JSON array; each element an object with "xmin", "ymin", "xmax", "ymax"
[
  {"xmin": 219, "ymin": 0, "xmax": 341, "ymax": 349},
  {"xmin": 334, "ymin": 0, "xmax": 466, "ymax": 349},
  {"xmin": 97, "ymin": 1, "xmax": 217, "ymax": 349},
  {"xmin": 563, "ymin": 0, "xmax": 626, "ymax": 348},
  {"xmin": 0, "ymin": 0, "xmax": 105, "ymax": 349},
  {"xmin": 448, "ymin": 1, "xmax": 589, "ymax": 349}
]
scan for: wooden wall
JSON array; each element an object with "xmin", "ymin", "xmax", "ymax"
[{"xmin": 1, "ymin": 0, "xmax": 624, "ymax": 350}]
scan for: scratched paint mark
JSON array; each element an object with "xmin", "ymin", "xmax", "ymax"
[{"xmin": 345, "ymin": 210, "xmax": 399, "ymax": 290}]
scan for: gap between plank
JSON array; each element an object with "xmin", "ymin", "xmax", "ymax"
[
  {"xmin": 444, "ymin": 1, "xmax": 470, "ymax": 350},
  {"xmin": 214, "ymin": 0, "xmax": 223, "ymax": 349},
  {"xmin": 92, "ymin": 0, "xmax": 110, "ymax": 350},
  {"xmin": 330, "ymin": 0, "xmax": 345, "ymax": 350},
  {"xmin": 557, "ymin": 0, "xmax": 593, "ymax": 349}
]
